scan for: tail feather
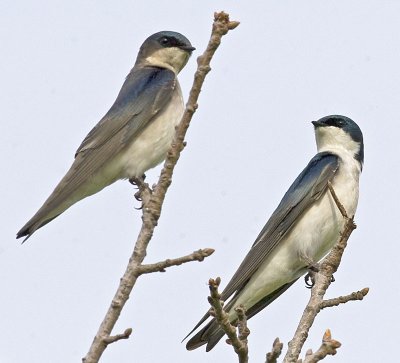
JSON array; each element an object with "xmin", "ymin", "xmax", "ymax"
[
  {"xmin": 16, "ymin": 155, "xmax": 111, "ymax": 240},
  {"xmin": 16, "ymin": 175, "xmax": 85, "ymax": 241},
  {"xmin": 17, "ymin": 213, "xmax": 60, "ymax": 242},
  {"xmin": 185, "ymin": 319, "xmax": 225, "ymax": 352},
  {"xmin": 185, "ymin": 281, "xmax": 300, "ymax": 351}
]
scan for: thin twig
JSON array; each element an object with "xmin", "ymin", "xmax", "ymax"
[
  {"xmin": 208, "ymin": 278, "xmax": 249, "ymax": 363},
  {"xmin": 283, "ymin": 184, "xmax": 359, "ymax": 363},
  {"xmin": 266, "ymin": 338, "xmax": 283, "ymax": 363},
  {"xmin": 319, "ymin": 288, "xmax": 369, "ymax": 310},
  {"xmin": 327, "ymin": 181, "xmax": 348, "ymax": 218},
  {"xmin": 236, "ymin": 305, "xmax": 250, "ymax": 345},
  {"xmin": 137, "ymin": 248, "xmax": 215, "ymax": 274},
  {"xmin": 82, "ymin": 12, "xmax": 238, "ymax": 363},
  {"xmin": 300, "ymin": 330, "xmax": 341, "ymax": 363},
  {"xmin": 103, "ymin": 328, "xmax": 132, "ymax": 345}
]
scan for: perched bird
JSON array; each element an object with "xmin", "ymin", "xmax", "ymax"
[
  {"xmin": 185, "ymin": 115, "xmax": 364, "ymax": 351},
  {"xmin": 17, "ymin": 31, "xmax": 195, "ymax": 241}
]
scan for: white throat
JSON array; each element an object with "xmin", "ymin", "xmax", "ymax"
[
  {"xmin": 144, "ymin": 47, "xmax": 190, "ymax": 74},
  {"xmin": 315, "ymin": 126, "xmax": 361, "ymax": 165}
]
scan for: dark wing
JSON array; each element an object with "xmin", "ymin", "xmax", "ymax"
[
  {"xmin": 220, "ymin": 152, "xmax": 339, "ymax": 301},
  {"xmin": 76, "ymin": 66, "xmax": 176, "ymax": 155},
  {"xmin": 54, "ymin": 66, "xmax": 176, "ymax": 198}
]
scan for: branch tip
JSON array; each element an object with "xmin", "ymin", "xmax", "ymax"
[
  {"xmin": 137, "ymin": 248, "xmax": 215, "ymax": 274},
  {"xmin": 319, "ymin": 287, "xmax": 370, "ymax": 310},
  {"xmin": 299, "ymin": 330, "xmax": 341, "ymax": 363},
  {"xmin": 266, "ymin": 337, "xmax": 283, "ymax": 363},
  {"xmin": 207, "ymin": 277, "xmax": 248, "ymax": 362},
  {"xmin": 103, "ymin": 328, "xmax": 132, "ymax": 345}
]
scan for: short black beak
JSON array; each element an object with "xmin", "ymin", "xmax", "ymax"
[
  {"xmin": 180, "ymin": 45, "xmax": 196, "ymax": 52},
  {"xmin": 312, "ymin": 120, "xmax": 325, "ymax": 128}
]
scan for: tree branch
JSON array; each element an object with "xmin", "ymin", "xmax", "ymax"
[
  {"xmin": 319, "ymin": 288, "xmax": 369, "ymax": 310},
  {"xmin": 103, "ymin": 328, "xmax": 132, "ymax": 345},
  {"xmin": 137, "ymin": 248, "xmax": 215, "ymax": 274},
  {"xmin": 82, "ymin": 12, "xmax": 239, "ymax": 363},
  {"xmin": 327, "ymin": 182, "xmax": 348, "ymax": 218},
  {"xmin": 299, "ymin": 329, "xmax": 341, "ymax": 363},
  {"xmin": 283, "ymin": 184, "xmax": 360, "ymax": 363},
  {"xmin": 208, "ymin": 278, "xmax": 249, "ymax": 363},
  {"xmin": 265, "ymin": 337, "xmax": 283, "ymax": 363},
  {"xmin": 236, "ymin": 305, "xmax": 250, "ymax": 349}
]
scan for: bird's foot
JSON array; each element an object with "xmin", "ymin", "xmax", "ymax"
[
  {"xmin": 129, "ymin": 174, "xmax": 147, "ymax": 202},
  {"xmin": 129, "ymin": 174, "xmax": 151, "ymax": 208},
  {"xmin": 134, "ymin": 191, "xmax": 143, "ymax": 205},
  {"xmin": 304, "ymin": 263, "xmax": 335, "ymax": 288},
  {"xmin": 129, "ymin": 174, "xmax": 146, "ymax": 187},
  {"xmin": 304, "ymin": 262, "xmax": 320, "ymax": 289}
]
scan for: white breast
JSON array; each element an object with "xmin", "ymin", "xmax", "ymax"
[{"xmin": 119, "ymin": 82, "xmax": 184, "ymax": 178}]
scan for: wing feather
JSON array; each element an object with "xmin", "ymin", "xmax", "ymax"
[
  {"xmin": 76, "ymin": 66, "xmax": 176, "ymax": 155},
  {"xmin": 220, "ymin": 152, "xmax": 339, "ymax": 301},
  {"xmin": 56, "ymin": 66, "xmax": 176, "ymax": 198}
]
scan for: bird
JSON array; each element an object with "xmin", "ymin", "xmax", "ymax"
[
  {"xmin": 185, "ymin": 115, "xmax": 364, "ymax": 351},
  {"xmin": 16, "ymin": 31, "xmax": 195, "ymax": 241}
]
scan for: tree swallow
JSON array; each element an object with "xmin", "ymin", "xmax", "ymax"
[
  {"xmin": 17, "ymin": 31, "xmax": 195, "ymax": 241},
  {"xmin": 185, "ymin": 115, "xmax": 364, "ymax": 351}
]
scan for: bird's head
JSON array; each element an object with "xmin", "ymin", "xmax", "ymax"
[
  {"xmin": 312, "ymin": 115, "xmax": 364, "ymax": 168},
  {"xmin": 136, "ymin": 31, "xmax": 195, "ymax": 74}
]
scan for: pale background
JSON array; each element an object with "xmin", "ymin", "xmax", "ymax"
[{"xmin": 1, "ymin": 1, "xmax": 399, "ymax": 362}]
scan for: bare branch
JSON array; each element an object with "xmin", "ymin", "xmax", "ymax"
[
  {"xmin": 236, "ymin": 305, "xmax": 250, "ymax": 345},
  {"xmin": 266, "ymin": 337, "xmax": 283, "ymax": 363},
  {"xmin": 82, "ymin": 12, "xmax": 239, "ymax": 363},
  {"xmin": 283, "ymin": 184, "xmax": 360, "ymax": 363},
  {"xmin": 103, "ymin": 328, "xmax": 133, "ymax": 345},
  {"xmin": 300, "ymin": 329, "xmax": 341, "ymax": 363},
  {"xmin": 208, "ymin": 278, "xmax": 249, "ymax": 363},
  {"xmin": 320, "ymin": 287, "xmax": 369, "ymax": 310},
  {"xmin": 327, "ymin": 181, "xmax": 348, "ymax": 218},
  {"xmin": 137, "ymin": 248, "xmax": 215, "ymax": 274}
]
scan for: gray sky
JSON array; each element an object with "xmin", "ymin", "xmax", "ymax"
[{"xmin": 1, "ymin": 1, "xmax": 399, "ymax": 362}]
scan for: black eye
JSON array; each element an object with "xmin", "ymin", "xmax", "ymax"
[
  {"xmin": 324, "ymin": 118, "xmax": 345, "ymax": 127},
  {"xmin": 160, "ymin": 37, "xmax": 170, "ymax": 46}
]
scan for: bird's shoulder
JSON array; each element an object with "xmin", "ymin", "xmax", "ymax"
[
  {"xmin": 286, "ymin": 152, "xmax": 339, "ymax": 199},
  {"xmin": 257, "ymin": 151, "xmax": 340, "ymax": 243},
  {"xmin": 75, "ymin": 66, "xmax": 177, "ymax": 156},
  {"xmin": 114, "ymin": 66, "xmax": 177, "ymax": 109}
]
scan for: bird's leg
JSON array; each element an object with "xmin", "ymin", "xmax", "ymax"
[
  {"xmin": 129, "ymin": 174, "xmax": 146, "ymax": 186},
  {"xmin": 300, "ymin": 253, "xmax": 335, "ymax": 288},
  {"xmin": 299, "ymin": 253, "xmax": 320, "ymax": 289},
  {"xmin": 304, "ymin": 263, "xmax": 319, "ymax": 289},
  {"xmin": 129, "ymin": 174, "xmax": 149, "ymax": 205}
]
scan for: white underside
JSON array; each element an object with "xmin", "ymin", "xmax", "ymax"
[
  {"xmin": 118, "ymin": 83, "xmax": 184, "ymax": 178},
  {"xmin": 228, "ymin": 147, "xmax": 361, "ymax": 319}
]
